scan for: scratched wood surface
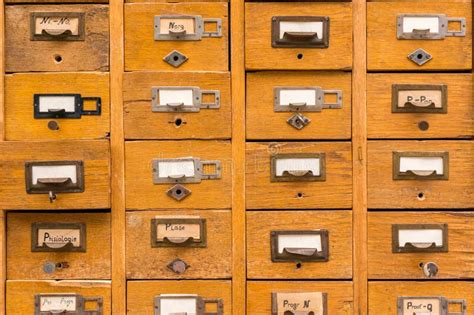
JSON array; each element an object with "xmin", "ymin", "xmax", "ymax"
[
  {"xmin": 245, "ymin": 2, "xmax": 353, "ymax": 70},
  {"xmin": 247, "ymin": 281, "xmax": 354, "ymax": 314},
  {"xmin": 367, "ymin": 73, "xmax": 473, "ymax": 139},
  {"xmin": 124, "ymin": 3, "xmax": 229, "ymax": 71},
  {"xmin": 368, "ymin": 211, "xmax": 474, "ymax": 279},
  {"xmin": 5, "ymin": 72, "xmax": 110, "ymax": 141},
  {"xmin": 123, "ymin": 71, "xmax": 231, "ymax": 140},
  {"xmin": 368, "ymin": 140, "xmax": 474, "ymax": 209},
  {"xmin": 246, "ymin": 71, "xmax": 352, "ymax": 140},
  {"xmin": 127, "ymin": 280, "xmax": 232, "ymax": 315},
  {"xmin": 5, "ymin": 5, "xmax": 109, "ymax": 72},
  {"xmin": 7, "ymin": 212, "xmax": 111, "ymax": 280},
  {"xmin": 6, "ymin": 280, "xmax": 111, "ymax": 315},
  {"xmin": 247, "ymin": 210, "xmax": 352, "ymax": 279},
  {"xmin": 369, "ymin": 281, "xmax": 474, "ymax": 314},
  {"xmin": 126, "ymin": 210, "xmax": 232, "ymax": 279},
  {"xmin": 367, "ymin": 2, "xmax": 472, "ymax": 71},
  {"xmin": 246, "ymin": 141, "xmax": 353, "ymax": 209},
  {"xmin": 0, "ymin": 140, "xmax": 110, "ymax": 210}
]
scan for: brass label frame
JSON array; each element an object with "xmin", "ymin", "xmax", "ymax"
[
  {"xmin": 271, "ymin": 292, "xmax": 328, "ymax": 315},
  {"xmin": 271, "ymin": 230, "xmax": 329, "ymax": 262},
  {"xmin": 151, "ymin": 86, "xmax": 221, "ymax": 113},
  {"xmin": 392, "ymin": 84, "xmax": 447, "ymax": 114},
  {"xmin": 392, "ymin": 151, "xmax": 449, "ymax": 180},
  {"xmin": 25, "ymin": 160, "xmax": 85, "ymax": 194},
  {"xmin": 30, "ymin": 12, "xmax": 85, "ymax": 41},
  {"xmin": 152, "ymin": 157, "xmax": 221, "ymax": 184},
  {"xmin": 397, "ymin": 296, "xmax": 466, "ymax": 315},
  {"xmin": 154, "ymin": 15, "xmax": 222, "ymax": 41},
  {"xmin": 270, "ymin": 153, "xmax": 326, "ymax": 182},
  {"xmin": 154, "ymin": 295, "xmax": 223, "ymax": 315},
  {"xmin": 151, "ymin": 218, "xmax": 207, "ymax": 248},
  {"xmin": 31, "ymin": 222, "xmax": 86, "ymax": 252},
  {"xmin": 271, "ymin": 16, "xmax": 330, "ymax": 48},
  {"xmin": 34, "ymin": 94, "xmax": 102, "ymax": 119},
  {"xmin": 392, "ymin": 223, "xmax": 448, "ymax": 253},
  {"xmin": 34, "ymin": 294, "xmax": 103, "ymax": 315}
]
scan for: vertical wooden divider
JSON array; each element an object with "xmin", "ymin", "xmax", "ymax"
[
  {"xmin": 352, "ymin": 0, "xmax": 368, "ymax": 313},
  {"xmin": 0, "ymin": 0, "xmax": 5, "ymax": 312},
  {"xmin": 110, "ymin": 0, "xmax": 126, "ymax": 312},
  {"xmin": 231, "ymin": 0, "xmax": 246, "ymax": 314}
]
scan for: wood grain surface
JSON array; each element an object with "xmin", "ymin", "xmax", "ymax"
[
  {"xmin": 124, "ymin": 3, "xmax": 229, "ymax": 71},
  {"xmin": 245, "ymin": 2, "xmax": 352, "ymax": 70},
  {"xmin": 368, "ymin": 140, "xmax": 474, "ymax": 209},
  {"xmin": 247, "ymin": 210, "xmax": 352, "ymax": 279},
  {"xmin": 246, "ymin": 71, "xmax": 352, "ymax": 140},
  {"xmin": 5, "ymin": 72, "xmax": 110, "ymax": 141},
  {"xmin": 367, "ymin": 2, "xmax": 472, "ymax": 70},
  {"xmin": 7, "ymin": 212, "xmax": 111, "ymax": 280},
  {"xmin": 367, "ymin": 73, "xmax": 473, "ymax": 139},
  {"xmin": 124, "ymin": 71, "xmax": 231, "ymax": 140},
  {"xmin": 0, "ymin": 140, "xmax": 110, "ymax": 210},
  {"xmin": 246, "ymin": 142, "xmax": 352, "ymax": 209},
  {"xmin": 5, "ymin": 5, "xmax": 109, "ymax": 72}
]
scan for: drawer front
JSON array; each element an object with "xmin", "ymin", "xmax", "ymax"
[
  {"xmin": 124, "ymin": 72, "xmax": 231, "ymax": 140},
  {"xmin": 367, "ymin": 73, "xmax": 473, "ymax": 139},
  {"xmin": 5, "ymin": 73, "xmax": 110, "ymax": 141},
  {"xmin": 6, "ymin": 280, "xmax": 111, "ymax": 314},
  {"xmin": 369, "ymin": 281, "xmax": 474, "ymax": 314},
  {"xmin": 7, "ymin": 212, "xmax": 111, "ymax": 280},
  {"xmin": 245, "ymin": 3, "xmax": 352, "ymax": 70},
  {"xmin": 125, "ymin": 140, "xmax": 231, "ymax": 210},
  {"xmin": 5, "ymin": 5, "xmax": 109, "ymax": 73},
  {"xmin": 125, "ymin": 3, "xmax": 229, "ymax": 71},
  {"xmin": 368, "ymin": 212, "xmax": 474, "ymax": 279},
  {"xmin": 247, "ymin": 281, "xmax": 353, "ymax": 314},
  {"xmin": 247, "ymin": 210, "xmax": 352, "ymax": 279},
  {"xmin": 126, "ymin": 210, "xmax": 232, "ymax": 279},
  {"xmin": 0, "ymin": 140, "xmax": 110, "ymax": 210},
  {"xmin": 368, "ymin": 140, "xmax": 474, "ymax": 209},
  {"xmin": 127, "ymin": 280, "xmax": 232, "ymax": 315},
  {"xmin": 368, "ymin": 2, "xmax": 472, "ymax": 71},
  {"xmin": 246, "ymin": 72, "xmax": 352, "ymax": 140},
  {"xmin": 246, "ymin": 142, "xmax": 352, "ymax": 209}
]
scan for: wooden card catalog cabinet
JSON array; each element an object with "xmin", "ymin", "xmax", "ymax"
[
  {"xmin": 32, "ymin": 223, "xmax": 86, "ymax": 252},
  {"xmin": 397, "ymin": 296, "xmax": 466, "ymax": 315},
  {"xmin": 392, "ymin": 84, "xmax": 447, "ymax": 114},
  {"xmin": 393, "ymin": 152, "xmax": 448, "ymax": 180},
  {"xmin": 271, "ymin": 230, "xmax": 329, "ymax": 263},
  {"xmin": 272, "ymin": 292, "xmax": 327, "ymax": 315},
  {"xmin": 35, "ymin": 293, "xmax": 103, "ymax": 314},
  {"xmin": 151, "ymin": 216, "xmax": 206, "ymax": 248},
  {"xmin": 154, "ymin": 294, "xmax": 223, "ymax": 315}
]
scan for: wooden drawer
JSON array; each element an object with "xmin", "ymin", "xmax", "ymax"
[
  {"xmin": 247, "ymin": 281, "xmax": 353, "ymax": 314},
  {"xmin": 125, "ymin": 140, "xmax": 231, "ymax": 210},
  {"xmin": 368, "ymin": 212, "xmax": 474, "ymax": 279},
  {"xmin": 368, "ymin": 141, "xmax": 474, "ymax": 209},
  {"xmin": 5, "ymin": 73, "xmax": 110, "ymax": 141},
  {"xmin": 246, "ymin": 142, "xmax": 352, "ymax": 209},
  {"xmin": 247, "ymin": 210, "xmax": 352, "ymax": 279},
  {"xmin": 367, "ymin": 73, "xmax": 473, "ymax": 139},
  {"xmin": 367, "ymin": 2, "xmax": 472, "ymax": 71},
  {"xmin": 124, "ymin": 3, "xmax": 229, "ymax": 71},
  {"xmin": 246, "ymin": 72, "xmax": 352, "ymax": 140},
  {"xmin": 245, "ymin": 3, "xmax": 352, "ymax": 70},
  {"xmin": 127, "ymin": 280, "xmax": 232, "ymax": 315},
  {"xmin": 126, "ymin": 210, "xmax": 231, "ymax": 279},
  {"xmin": 0, "ymin": 140, "xmax": 110, "ymax": 210},
  {"xmin": 5, "ymin": 5, "xmax": 109, "ymax": 73},
  {"xmin": 6, "ymin": 280, "xmax": 111, "ymax": 314},
  {"xmin": 369, "ymin": 281, "xmax": 474, "ymax": 314},
  {"xmin": 7, "ymin": 212, "xmax": 110, "ymax": 280},
  {"xmin": 124, "ymin": 72, "xmax": 231, "ymax": 140}
]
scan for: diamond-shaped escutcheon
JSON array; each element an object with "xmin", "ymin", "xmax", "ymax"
[
  {"xmin": 167, "ymin": 184, "xmax": 192, "ymax": 201},
  {"xmin": 163, "ymin": 50, "xmax": 188, "ymax": 68},
  {"xmin": 287, "ymin": 113, "xmax": 311, "ymax": 130},
  {"xmin": 407, "ymin": 48, "xmax": 432, "ymax": 66}
]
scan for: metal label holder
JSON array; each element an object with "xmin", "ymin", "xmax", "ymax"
[
  {"xmin": 392, "ymin": 151, "xmax": 449, "ymax": 180},
  {"xmin": 272, "ymin": 16, "xmax": 330, "ymax": 48},
  {"xmin": 34, "ymin": 294, "xmax": 103, "ymax": 315},
  {"xmin": 392, "ymin": 223, "xmax": 448, "ymax": 253},
  {"xmin": 151, "ymin": 217, "xmax": 207, "ymax": 248},
  {"xmin": 154, "ymin": 15, "xmax": 222, "ymax": 41},
  {"xmin": 397, "ymin": 296, "xmax": 466, "ymax": 315},
  {"xmin": 274, "ymin": 87, "xmax": 343, "ymax": 112},
  {"xmin": 154, "ymin": 294, "xmax": 223, "ymax": 315},
  {"xmin": 397, "ymin": 14, "xmax": 466, "ymax": 40},
  {"xmin": 25, "ymin": 160, "xmax": 85, "ymax": 194},
  {"xmin": 30, "ymin": 12, "xmax": 85, "ymax": 41},
  {"xmin": 270, "ymin": 153, "xmax": 326, "ymax": 182},
  {"xmin": 392, "ymin": 84, "xmax": 448, "ymax": 114},
  {"xmin": 34, "ymin": 94, "xmax": 102, "ymax": 119},
  {"xmin": 151, "ymin": 87, "xmax": 221, "ymax": 113},
  {"xmin": 152, "ymin": 157, "xmax": 221, "ymax": 184},
  {"xmin": 31, "ymin": 222, "xmax": 86, "ymax": 252},
  {"xmin": 271, "ymin": 230, "xmax": 329, "ymax": 262},
  {"xmin": 271, "ymin": 292, "xmax": 328, "ymax": 315}
]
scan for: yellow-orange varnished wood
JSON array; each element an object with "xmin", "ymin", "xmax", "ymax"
[
  {"xmin": 368, "ymin": 281, "xmax": 474, "ymax": 314},
  {"xmin": 123, "ymin": 71, "xmax": 231, "ymax": 140},
  {"xmin": 368, "ymin": 140, "xmax": 474, "ymax": 209},
  {"xmin": 246, "ymin": 71, "xmax": 352, "ymax": 140},
  {"xmin": 127, "ymin": 280, "xmax": 232, "ymax": 315},
  {"xmin": 6, "ymin": 280, "xmax": 111, "ymax": 314},
  {"xmin": 246, "ymin": 142, "xmax": 353, "ymax": 209},
  {"xmin": 368, "ymin": 211, "xmax": 474, "ymax": 279},
  {"xmin": 247, "ymin": 281, "xmax": 354, "ymax": 314},
  {"xmin": 0, "ymin": 140, "xmax": 110, "ymax": 210},
  {"xmin": 368, "ymin": 73, "xmax": 473, "ymax": 139},
  {"xmin": 247, "ymin": 210, "xmax": 352, "ymax": 279},
  {"xmin": 124, "ymin": 3, "xmax": 229, "ymax": 71},
  {"xmin": 5, "ymin": 72, "xmax": 110, "ymax": 141},
  {"xmin": 7, "ymin": 212, "xmax": 111, "ymax": 280},
  {"xmin": 126, "ymin": 210, "xmax": 232, "ymax": 279},
  {"xmin": 5, "ymin": 5, "xmax": 109, "ymax": 73},
  {"xmin": 125, "ymin": 140, "xmax": 232, "ymax": 210},
  {"xmin": 245, "ymin": 2, "xmax": 352, "ymax": 70},
  {"xmin": 367, "ymin": 2, "xmax": 472, "ymax": 71}
]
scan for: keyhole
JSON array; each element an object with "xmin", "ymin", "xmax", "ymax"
[
  {"xmin": 175, "ymin": 118, "xmax": 183, "ymax": 127},
  {"xmin": 417, "ymin": 192, "xmax": 425, "ymax": 200},
  {"xmin": 173, "ymin": 55, "xmax": 179, "ymax": 62},
  {"xmin": 417, "ymin": 54, "xmax": 424, "ymax": 60},
  {"xmin": 297, "ymin": 53, "xmax": 304, "ymax": 59},
  {"xmin": 296, "ymin": 262, "xmax": 302, "ymax": 269},
  {"xmin": 54, "ymin": 54, "xmax": 63, "ymax": 64},
  {"xmin": 175, "ymin": 189, "xmax": 182, "ymax": 195},
  {"xmin": 296, "ymin": 192, "xmax": 304, "ymax": 199}
]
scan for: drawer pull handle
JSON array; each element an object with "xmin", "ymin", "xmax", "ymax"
[
  {"xmin": 392, "ymin": 224, "xmax": 448, "ymax": 253},
  {"xmin": 283, "ymin": 170, "xmax": 313, "ymax": 177},
  {"xmin": 163, "ymin": 236, "xmax": 195, "ymax": 245},
  {"xmin": 412, "ymin": 28, "xmax": 431, "ymax": 34},
  {"xmin": 406, "ymin": 169, "xmax": 437, "ymax": 177},
  {"xmin": 37, "ymin": 177, "xmax": 72, "ymax": 185},
  {"xmin": 42, "ymin": 28, "xmax": 72, "ymax": 37},
  {"xmin": 405, "ymin": 100, "xmax": 436, "ymax": 109},
  {"xmin": 283, "ymin": 247, "xmax": 318, "ymax": 257},
  {"xmin": 283, "ymin": 31, "xmax": 318, "ymax": 41},
  {"xmin": 288, "ymin": 102, "xmax": 307, "ymax": 108},
  {"xmin": 169, "ymin": 29, "xmax": 187, "ymax": 36},
  {"xmin": 166, "ymin": 102, "xmax": 185, "ymax": 108}
]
